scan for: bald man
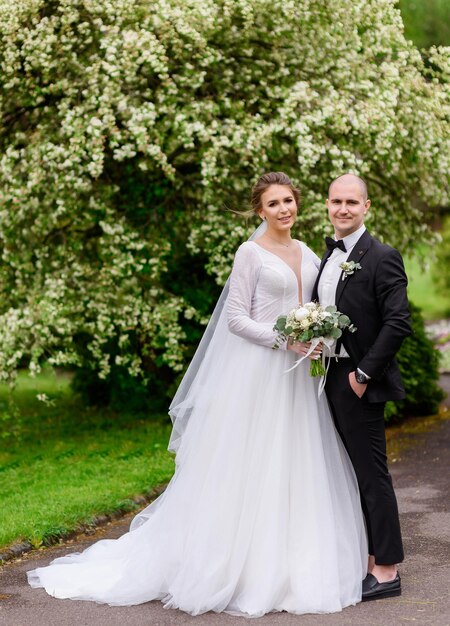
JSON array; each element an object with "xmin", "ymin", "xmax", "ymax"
[{"xmin": 311, "ymin": 174, "xmax": 411, "ymax": 601}]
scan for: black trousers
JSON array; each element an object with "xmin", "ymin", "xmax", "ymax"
[{"xmin": 325, "ymin": 359, "xmax": 404, "ymax": 565}]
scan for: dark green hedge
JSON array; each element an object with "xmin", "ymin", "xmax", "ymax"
[{"xmin": 385, "ymin": 303, "xmax": 444, "ymax": 421}]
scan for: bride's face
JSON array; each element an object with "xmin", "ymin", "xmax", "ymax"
[{"xmin": 259, "ymin": 185, "xmax": 297, "ymax": 232}]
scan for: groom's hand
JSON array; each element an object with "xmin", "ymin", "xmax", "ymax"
[{"xmin": 349, "ymin": 371, "xmax": 367, "ymax": 398}]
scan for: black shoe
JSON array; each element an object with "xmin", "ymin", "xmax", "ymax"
[{"xmin": 362, "ymin": 573, "xmax": 401, "ymax": 601}]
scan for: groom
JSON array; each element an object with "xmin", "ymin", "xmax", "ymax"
[{"xmin": 312, "ymin": 174, "xmax": 411, "ymax": 601}]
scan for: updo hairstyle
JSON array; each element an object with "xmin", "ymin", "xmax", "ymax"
[{"xmin": 250, "ymin": 172, "xmax": 301, "ymax": 215}]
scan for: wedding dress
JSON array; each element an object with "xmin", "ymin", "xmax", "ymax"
[{"xmin": 28, "ymin": 240, "xmax": 367, "ymax": 617}]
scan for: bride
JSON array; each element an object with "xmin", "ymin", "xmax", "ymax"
[{"xmin": 28, "ymin": 172, "xmax": 367, "ymax": 617}]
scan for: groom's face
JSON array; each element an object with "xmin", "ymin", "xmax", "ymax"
[{"xmin": 326, "ymin": 178, "xmax": 370, "ymax": 239}]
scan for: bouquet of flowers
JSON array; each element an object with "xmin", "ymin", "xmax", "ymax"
[{"xmin": 273, "ymin": 302, "xmax": 357, "ymax": 376}]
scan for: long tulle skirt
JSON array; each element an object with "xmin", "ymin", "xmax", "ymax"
[{"xmin": 28, "ymin": 336, "xmax": 367, "ymax": 617}]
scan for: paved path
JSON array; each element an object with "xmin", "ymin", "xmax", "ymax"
[{"xmin": 1, "ymin": 386, "xmax": 449, "ymax": 626}]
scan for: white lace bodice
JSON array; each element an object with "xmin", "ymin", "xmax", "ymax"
[{"xmin": 227, "ymin": 240, "xmax": 321, "ymax": 349}]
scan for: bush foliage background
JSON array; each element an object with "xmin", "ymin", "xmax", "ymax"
[
  {"xmin": 386, "ymin": 304, "xmax": 445, "ymax": 420},
  {"xmin": 0, "ymin": 0, "xmax": 448, "ymax": 408}
]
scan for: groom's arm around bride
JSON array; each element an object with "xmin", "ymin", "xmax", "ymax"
[{"xmin": 312, "ymin": 173, "xmax": 411, "ymax": 601}]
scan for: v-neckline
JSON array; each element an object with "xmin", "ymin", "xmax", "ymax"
[{"xmin": 251, "ymin": 240, "xmax": 303, "ymax": 304}]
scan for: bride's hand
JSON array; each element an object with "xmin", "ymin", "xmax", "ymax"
[{"xmin": 288, "ymin": 340, "xmax": 322, "ymax": 359}]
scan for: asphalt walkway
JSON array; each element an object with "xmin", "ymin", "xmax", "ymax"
[{"xmin": 1, "ymin": 384, "xmax": 449, "ymax": 626}]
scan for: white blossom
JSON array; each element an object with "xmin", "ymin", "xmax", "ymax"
[{"xmin": 0, "ymin": 0, "xmax": 447, "ymax": 384}]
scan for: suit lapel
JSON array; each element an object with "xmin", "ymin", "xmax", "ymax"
[{"xmin": 335, "ymin": 230, "xmax": 372, "ymax": 306}]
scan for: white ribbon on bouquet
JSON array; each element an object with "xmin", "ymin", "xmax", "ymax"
[{"xmin": 284, "ymin": 336, "xmax": 336, "ymax": 396}]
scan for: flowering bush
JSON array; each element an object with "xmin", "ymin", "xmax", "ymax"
[{"xmin": 0, "ymin": 0, "xmax": 448, "ymax": 389}]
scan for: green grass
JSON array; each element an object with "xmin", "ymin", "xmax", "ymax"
[
  {"xmin": 0, "ymin": 369, "xmax": 175, "ymax": 550},
  {"xmin": 404, "ymin": 252, "xmax": 450, "ymax": 320},
  {"xmin": 440, "ymin": 348, "xmax": 450, "ymax": 372},
  {"xmin": 399, "ymin": 0, "xmax": 450, "ymax": 48}
]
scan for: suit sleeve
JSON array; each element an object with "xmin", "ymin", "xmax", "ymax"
[
  {"xmin": 357, "ymin": 249, "xmax": 411, "ymax": 380},
  {"xmin": 227, "ymin": 243, "xmax": 287, "ymax": 349}
]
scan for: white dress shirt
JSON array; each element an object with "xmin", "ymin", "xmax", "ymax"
[{"xmin": 318, "ymin": 224, "xmax": 366, "ymax": 361}]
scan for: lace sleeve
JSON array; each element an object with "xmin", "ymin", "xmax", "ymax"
[{"xmin": 227, "ymin": 243, "xmax": 286, "ymax": 349}]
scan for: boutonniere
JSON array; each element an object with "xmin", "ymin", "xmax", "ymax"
[{"xmin": 339, "ymin": 261, "xmax": 362, "ymax": 280}]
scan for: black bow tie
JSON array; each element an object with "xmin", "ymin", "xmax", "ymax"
[{"xmin": 325, "ymin": 236, "xmax": 346, "ymax": 253}]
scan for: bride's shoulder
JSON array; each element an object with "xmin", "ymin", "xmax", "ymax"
[
  {"xmin": 296, "ymin": 240, "xmax": 322, "ymax": 268},
  {"xmin": 233, "ymin": 241, "xmax": 263, "ymax": 266},
  {"xmin": 236, "ymin": 240, "xmax": 259, "ymax": 255}
]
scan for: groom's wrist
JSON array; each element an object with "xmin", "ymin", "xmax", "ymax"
[{"xmin": 356, "ymin": 368, "xmax": 371, "ymax": 384}]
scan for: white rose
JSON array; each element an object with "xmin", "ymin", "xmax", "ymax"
[{"xmin": 294, "ymin": 307, "xmax": 309, "ymax": 321}]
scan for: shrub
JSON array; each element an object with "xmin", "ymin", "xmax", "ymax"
[
  {"xmin": 0, "ymin": 0, "xmax": 448, "ymax": 393},
  {"xmin": 385, "ymin": 303, "xmax": 445, "ymax": 421}
]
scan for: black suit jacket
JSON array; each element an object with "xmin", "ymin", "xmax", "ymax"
[{"xmin": 312, "ymin": 230, "xmax": 411, "ymax": 403}]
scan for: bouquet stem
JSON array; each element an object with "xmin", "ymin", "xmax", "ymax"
[{"xmin": 309, "ymin": 358, "xmax": 326, "ymax": 377}]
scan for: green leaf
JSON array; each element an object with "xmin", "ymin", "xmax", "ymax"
[{"xmin": 274, "ymin": 316, "xmax": 287, "ymax": 331}]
